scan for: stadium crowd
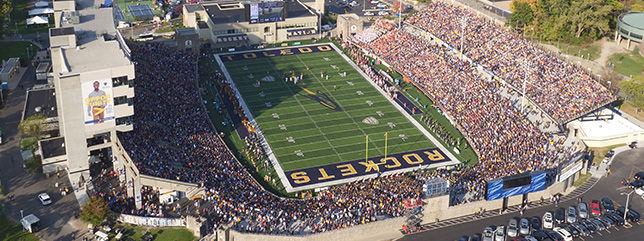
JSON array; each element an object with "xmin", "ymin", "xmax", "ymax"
[
  {"xmin": 405, "ymin": 2, "xmax": 614, "ymax": 122},
  {"xmin": 111, "ymin": 43, "xmax": 426, "ymax": 235}
]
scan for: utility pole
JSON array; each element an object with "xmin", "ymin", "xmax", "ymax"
[{"xmin": 460, "ymin": 16, "xmax": 466, "ymax": 59}]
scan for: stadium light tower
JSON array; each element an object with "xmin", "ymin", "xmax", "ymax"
[{"xmin": 460, "ymin": 16, "xmax": 466, "ymax": 59}]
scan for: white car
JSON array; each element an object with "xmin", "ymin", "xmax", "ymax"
[
  {"xmin": 370, "ymin": 0, "xmax": 379, "ymax": 3},
  {"xmin": 636, "ymin": 186, "xmax": 644, "ymax": 196},
  {"xmin": 38, "ymin": 193, "xmax": 52, "ymax": 206},
  {"xmin": 349, "ymin": 1, "xmax": 360, "ymax": 6},
  {"xmin": 519, "ymin": 218, "xmax": 530, "ymax": 235},
  {"xmin": 507, "ymin": 219, "xmax": 518, "ymax": 237},
  {"xmin": 543, "ymin": 211, "xmax": 554, "ymax": 229},
  {"xmin": 578, "ymin": 202, "xmax": 589, "ymax": 219},
  {"xmin": 566, "ymin": 206, "xmax": 577, "ymax": 223},
  {"xmin": 494, "ymin": 225, "xmax": 506, "ymax": 241},
  {"xmin": 376, "ymin": 3, "xmax": 387, "ymax": 8},
  {"xmin": 364, "ymin": 11, "xmax": 375, "ymax": 16},
  {"xmin": 378, "ymin": 11, "xmax": 389, "ymax": 16},
  {"xmin": 524, "ymin": 236, "xmax": 538, "ymax": 241},
  {"xmin": 553, "ymin": 227, "xmax": 573, "ymax": 241}
]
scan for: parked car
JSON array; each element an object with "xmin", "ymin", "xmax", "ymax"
[
  {"xmin": 364, "ymin": 11, "xmax": 375, "ymax": 16},
  {"xmin": 458, "ymin": 236, "xmax": 469, "ymax": 241},
  {"xmin": 545, "ymin": 229, "xmax": 564, "ymax": 241},
  {"xmin": 590, "ymin": 200, "xmax": 602, "ymax": 216},
  {"xmin": 598, "ymin": 215, "xmax": 614, "ymax": 228},
  {"xmin": 602, "ymin": 150, "xmax": 615, "ymax": 163},
  {"xmin": 601, "ymin": 198, "xmax": 615, "ymax": 213},
  {"xmin": 370, "ymin": 0, "xmax": 379, "ymax": 3},
  {"xmin": 566, "ymin": 206, "xmax": 577, "ymax": 223},
  {"xmin": 617, "ymin": 206, "xmax": 641, "ymax": 222},
  {"xmin": 519, "ymin": 218, "xmax": 530, "ymax": 235},
  {"xmin": 571, "ymin": 222, "xmax": 590, "ymax": 236},
  {"xmin": 507, "ymin": 219, "xmax": 518, "ymax": 237},
  {"xmin": 378, "ymin": 11, "xmax": 389, "ymax": 16},
  {"xmin": 483, "ymin": 226, "xmax": 495, "ymax": 241},
  {"xmin": 555, "ymin": 208, "xmax": 566, "ymax": 224},
  {"xmin": 376, "ymin": 2, "xmax": 387, "ymax": 8},
  {"xmin": 629, "ymin": 179, "xmax": 644, "ymax": 189},
  {"xmin": 578, "ymin": 202, "xmax": 589, "ymax": 218},
  {"xmin": 553, "ymin": 227, "xmax": 573, "ymax": 241},
  {"xmin": 524, "ymin": 236, "xmax": 538, "ymax": 241},
  {"xmin": 531, "ymin": 216, "xmax": 541, "ymax": 231},
  {"xmin": 37, "ymin": 193, "xmax": 52, "ymax": 206},
  {"xmin": 564, "ymin": 225, "xmax": 580, "ymax": 238},
  {"xmin": 580, "ymin": 219, "xmax": 597, "ymax": 233},
  {"xmin": 605, "ymin": 211, "xmax": 625, "ymax": 225},
  {"xmin": 543, "ymin": 212, "xmax": 554, "ymax": 229},
  {"xmin": 636, "ymin": 187, "xmax": 644, "ymax": 196},
  {"xmin": 470, "ymin": 234, "xmax": 482, "ymax": 241},
  {"xmin": 635, "ymin": 171, "xmax": 644, "ymax": 180},
  {"xmin": 531, "ymin": 230, "xmax": 549, "ymax": 240},
  {"xmin": 588, "ymin": 218, "xmax": 606, "ymax": 231},
  {"xmin": 495, "ymin": 226, "xmax": 506, "ymax": 241}
]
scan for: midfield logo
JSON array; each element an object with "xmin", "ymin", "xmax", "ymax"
[{"xmin": 298, "ymin": 86, "xmax": 341, "ymax": 111}]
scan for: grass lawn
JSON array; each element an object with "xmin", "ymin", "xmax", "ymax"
[
  {"xmin": 573, "ymin": 173, "xmax": 592, "ymax": 188},
  {"xmin": 222, "ymin": 50, "xmax": 438, "ymax": 171},
  {"xmin": 109, "ymin": 224, "xmax": 195, "ymax": 241},
  {"xmin": 154, "ymin": 22, "xmax": 184, "ymax": 33},
  {"xmin": 5, "ymin": 0, "xmax": 54, "ymax": 35},
  {"xmin": 617, "ymin": 101, "xmax": 644, "ymax": 123},
  {"xmin": 0, "ymin": 216, "xmax": 39, "ymax": 241},
  {"xmin": 0, "ymin": 41, "xmax": 36, "ymax": 63},
  {"xmin": 544, "ymin": 41, "xmax": 601, "ymax": 61},
  {"xmin": 609, "ymin": 53, "xmax": 644, "ymax": 77},
  {"xmin": 588, "ymin": 143, "xmax": 626, "ymax": 165}
]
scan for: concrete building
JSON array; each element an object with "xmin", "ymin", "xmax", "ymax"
[
  {"xmin": 44, "ymin": 0, "xmax": 135, "ymax": 189},
  {"xmin": 616, "ymin": 11, "xmax": 644, "ymax": 50},
  {"xmin": 182, "ymin": 0, "xmax": 323, "ymax": 48}
]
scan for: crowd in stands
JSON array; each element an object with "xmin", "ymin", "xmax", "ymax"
[
  {"xmin": 112, "ymin": 43, "xmax": 426, "ymax": 235},
  {"xmin": 405, "ymin": 1, "xmax": 614, "ymax": 122},
  {"xmin": 350, "ymin": 26, "xmax": 572, "ymax": 204}
]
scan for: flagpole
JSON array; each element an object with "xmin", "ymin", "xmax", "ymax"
[{"xmin": 365, "ymin": 135, "xmax": 369, "ymax": 163}]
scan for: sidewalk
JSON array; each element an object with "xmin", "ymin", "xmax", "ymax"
[{"xmin": 588, "ymin": 144, "xmax": 634, "ymax": 178}]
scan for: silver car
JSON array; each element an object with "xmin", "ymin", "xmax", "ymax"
[
  {"xmin": 507, "ymin": 219, "xmax": 518, "ymax": 237},
  {"xmin": 495, "ymin": 225, "xmax": 506, "ymax": 241},
  {"xmin": 483, "ymin": 226, "xmax": 495, "ymax": 241},
  {"xmin": 519, "ymin": 218, "xmax": 531, "ymax": 235},
  {"xmin": 566, "ymin": 206, "xmax": 577, "ymax": 223},
  {"xmin": 38, "ymin": 193, "xmax": 52, "ymax": 206},
  {"xmin": 578, "ymin": 202, "xmax": 589, "ymax": 219}
]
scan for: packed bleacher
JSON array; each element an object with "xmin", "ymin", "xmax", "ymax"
[
  {"xmin": 113, "ymin": 43, "xmax": 426, "ymax": 235},
  {"xmin": 349, "ymin": 25, "xmax": 572, "ymax": 204},
  {"xmin": 404, "ymin": 1, "xmax": 614, "ymax": 123}
]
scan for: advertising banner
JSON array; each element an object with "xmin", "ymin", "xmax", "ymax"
[
  {"xmin": 82, "ymin": 79, "xmax": 114, "ymax": 125},
  {"xmin": 118, "ymin": 214, "xmax": 185, "ymax": 227}
]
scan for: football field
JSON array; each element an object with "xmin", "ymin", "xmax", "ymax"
[{"xmin": 216, "ymin": 44, "xmax": 458, "ymax": 190}]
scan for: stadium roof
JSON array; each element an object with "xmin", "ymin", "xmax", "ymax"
[
  {"xmin": 23, "ymin": 88, "xmax": 58, "ymax": 120},
  {"xmin": 203, "ymin": 0, "xmax": 314, "ymax": 25},
  {"xmin": 57, "ymin": 0, "xmax": 132, "ymax": 76},
  {"xmin": 621, "ymin": 11, "xmax": 644, "ymax": 30}
]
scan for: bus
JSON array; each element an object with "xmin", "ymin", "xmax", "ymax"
[{"xmin": 136, "ymin": 33, "xmax": 154, "ymax": 41}]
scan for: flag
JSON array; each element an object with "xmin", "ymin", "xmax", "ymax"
[{"xmin": 384, "ymin": 132, "xmax": 387, "ymax": 137}]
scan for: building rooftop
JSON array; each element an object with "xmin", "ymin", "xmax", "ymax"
[
  {"xmin": 578, "ymin": 111, "xmax": 644, "ymax": 138},
  {"xmin": 56, "ymin": 0, "xmax": 132, "ymax": 76},
  {"xmin": 621, "ymin": 11, "xmax": 644, "ymax": 30},
  {"xmin": 203, "ymin": 0, "xmax": 314, "ymax": 25},
  {"xmin": 0, "ymin": 58, "xmax": 19, "ymax": 75},
  {"xmin": 24, "ymin": 88, "xmax": 58, "ymax": 120},
  {"xmin": 50, "ymin": 27, "xmax": 75, "ymax": 37},
  {"xmin": 184, "ymin": 4, "xmax": 204, "ymax": 13},
  {"xmin": 40, "ymin": 137, "xmax": 66, "ymax": 158},
  {"xmin": 176, "ymin": 27, "xmax": 198, "ymax": 36}
]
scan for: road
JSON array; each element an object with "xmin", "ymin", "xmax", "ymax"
[
  {"xmin": 400, "ymin": 147, "xmax": 644, "ymax": 241},
  {"xmin": 0, "ymin": 60, "xmax": 82, "ymax": 240}
]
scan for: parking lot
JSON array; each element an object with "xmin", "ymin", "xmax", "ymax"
[
  {"xmin": 401, "ymin": 147, "xmax": 644, "ymax": 241},
  {"xmin": 326, "ymin": 0, "xmax": 412, "ymax": 17}
]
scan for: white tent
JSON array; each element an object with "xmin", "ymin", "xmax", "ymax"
[
  {"xmin": 34, "ymin": 1, "xmax": 49, "ymax": 7},
  {"xmin": 28, "ymin": 8, "xmax": 54, "ymax": 16},
  {"xmin": 26, "ymin": 16, "xmax": 49, "ymax": 25}
]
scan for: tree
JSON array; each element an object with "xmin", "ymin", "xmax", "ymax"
[
  {"xmin": 80, "ymin": 196, "xmax": 110, "ymax": 226},
  {"xmin": 18, "ymin": 114, "xmax": 47, "ymax": 140},
  {"xmin": 174, "ymin": 4, "xmax": 183, "ymax": 16},
  {"xmin": 621, "ymin": 75, "xmax": 644, "ymax": 108},
  {"xmin": 509, "ymin": 1, "xmax": 534, "ymax": 28},
  {"xmin": 0, "ymin": 0, "xmax": 13, "ymax": 26},
  {"xmin": 391, "ymin": 1, "xmax": 406, "ymax": 13}
]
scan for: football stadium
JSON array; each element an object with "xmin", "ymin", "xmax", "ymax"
[
  {"xmin": 214, "ymin": 44, "xmax": 461, "ymax": 191},
  {"xmin": 37, "ymin": 0, "xmax": 624, "ymax": 239}
]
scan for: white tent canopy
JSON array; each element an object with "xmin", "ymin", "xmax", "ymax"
[
  {"xmin": 27, "ymin": 16, "xmax": 49, "ymax": 25},
  {"xmin": 28, "ymin": 8, "xmax": 54, "ymax": 16},
  {"xmin": 35, "ymin": 1, "xmax": 49, "ymax": 7}
]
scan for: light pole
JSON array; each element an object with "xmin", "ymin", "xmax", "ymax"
[
  {"xmin": 621, "ymin": 190, "xmax": 635, "ymax": 225},
  {"xmin": 608, "ymin": 81, "xmax": 612, "ymax": 90},
  {"xmin": 531, "ymin": 27, "xmax": 534, "ymax": 42},
  {"xmin": 521, "ymin": 62, "xmax": 529, "ymax": 113},
  {"xmin": 20, "ymin": 210, "xmax": 24, "ymax": 219}
]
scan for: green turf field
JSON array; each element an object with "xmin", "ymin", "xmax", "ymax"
[{"xmin": 222, "ymin": 49, "xmax": 438, "ymax": 171}]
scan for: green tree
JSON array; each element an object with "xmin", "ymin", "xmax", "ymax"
[
  {"xmin": 621, "ymin": 75, "xmax": 644, "ymax": 108},
  {"xmin": 567, "ymin": 0, "xmax": 612, "ymax": 38},
  {"xmin": 18, "ymin": 114, "xmax": 47, "ymax": 140},
  {"xmin": 0, "ymin": 0, "xmax": 13, "ymax": 26},
  {"xmin": 510, "ymin": 1, "xmax": 534, "ymax": 28},
  {"xmin": 80, "ymin": 196, "xmax": 110, "ymax": 226}
]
